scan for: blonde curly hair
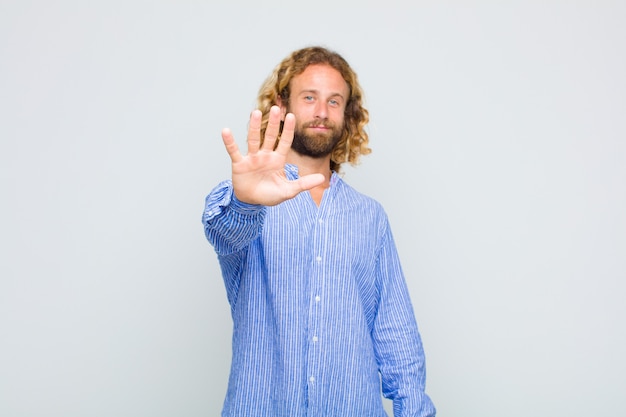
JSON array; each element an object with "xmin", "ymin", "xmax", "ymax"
[{"xmin": 256, "ymin": 46, "xmax": 371, "ymax": 173}]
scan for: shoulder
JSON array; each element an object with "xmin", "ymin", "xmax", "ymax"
[{"xmin": 333, "ymin": 177, "xmax": 388, "ymax": 217}]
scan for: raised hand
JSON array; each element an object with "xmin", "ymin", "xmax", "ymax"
[{"xmin": 221, "ymin": 105, "xmax": 325, "ymax": 206}]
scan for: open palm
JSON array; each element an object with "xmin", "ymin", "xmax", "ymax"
[{"xmin": 221, "ymin": 105, "xmax": 324, "ymax": 206}]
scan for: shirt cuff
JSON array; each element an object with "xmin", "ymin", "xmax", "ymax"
[{"xmin": 203, "ymin": 180, "xmax": 264, "ymax": 222}]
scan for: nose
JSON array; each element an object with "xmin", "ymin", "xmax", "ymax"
[{"xmin": 315, "ymin": 101, "xmax": 329, "ymax": 119}]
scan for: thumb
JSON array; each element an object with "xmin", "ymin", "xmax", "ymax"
[{"xmin": 292, "ymin": 173, "xmax": 325, "ymax": 193}]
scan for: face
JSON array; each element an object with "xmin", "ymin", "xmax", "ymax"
[{"xmin": 281, "ymin": 64, "xmax": 350, "ymax": 158}]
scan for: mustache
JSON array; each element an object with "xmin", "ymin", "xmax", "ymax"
[
  {"xmin": 279, "ymin": 120, "xmax": 337, "ymax": 131},
  {"xmin": 302, "ymin": 120, "xmax": 336, "ymax": 129}
]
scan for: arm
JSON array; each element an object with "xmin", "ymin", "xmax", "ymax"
[
  {"xmin": 202, "ymin": 182, "xmax": 265, "ymax": 307},
  {"xmin": 203, "ymin": 106, "xmax": 315, "ymax": 254},
  {"xmin": 202, "ymin": 180, "xmax": 266, "ymax": 256},
  {"xmin": 202, "ymin": 106, "xmax": 325, "ymax": 305},
  {"xmin": 372, "ymin": 225, "xmax": 436, "ymax": 417}
]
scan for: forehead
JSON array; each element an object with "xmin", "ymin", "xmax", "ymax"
[{"xmin": 291, "ymin": 64, "xmax": 349, "ymax": 96}]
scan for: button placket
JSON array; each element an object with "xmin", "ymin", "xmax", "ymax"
[{"xmin": 308, "ymin": 213, "xmax": 325, "ymax": 400}]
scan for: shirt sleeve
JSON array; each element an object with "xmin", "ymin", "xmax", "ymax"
[
  {"xmin": 202, "ymin": 179, "xmax": 266, "ymax": 256},
  {"xmin": 202, "ymin": 180, "xmax": 266, "ymax": 307},
  {"xmin": 372, "ymin": 223, "xmax": 437, "ymax": 417}
]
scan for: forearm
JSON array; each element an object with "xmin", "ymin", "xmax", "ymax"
[
  {"xmin": 375, "ymin": 297, "xmax": 434, "ymax": 416},
  {"xmin": 373, "ymin": 228, "xmax": 436, "ymax": 417},
  {"xmin": 202, "ymin": 179, "xmax": 266, "ymax": 256}
]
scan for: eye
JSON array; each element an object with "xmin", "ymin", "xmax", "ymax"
[
  {"xmin": 329, "ymin": 99, "xmax": 340, "ymax": 107},
  {"xmin": 304, "ymin": 95, "xmax": 314, "ymax": 102}
]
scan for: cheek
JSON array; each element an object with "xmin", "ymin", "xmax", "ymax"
[{"xmin": 331, "ymin": 109, "xmax": 346, "ymax": 125}]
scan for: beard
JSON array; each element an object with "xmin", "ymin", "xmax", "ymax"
[{"xmin": 290, "ymin": 119, "xmax": 343, "ymax": 158}]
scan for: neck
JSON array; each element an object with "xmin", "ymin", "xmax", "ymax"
[{"xmin": 287, "ymin": 151, "xmax": 332, "ymax": 184}]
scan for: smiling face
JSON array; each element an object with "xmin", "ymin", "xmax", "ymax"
[{"xmin": 280, "ymin": 64, "xmax": 350, "ymax": 159}]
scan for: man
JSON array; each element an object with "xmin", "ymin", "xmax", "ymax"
[{"xmin": 202, "ymin": 46, "xmax": 436, "ymax": 417}]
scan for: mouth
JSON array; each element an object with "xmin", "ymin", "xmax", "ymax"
[{"xmin": 306, "ymin": 124, "xmax": 331, "ymax": 132}]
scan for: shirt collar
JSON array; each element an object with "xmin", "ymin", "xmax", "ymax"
[{"xmin": 284, "ymin": 164, "xmax": 339, "ymax": 186}]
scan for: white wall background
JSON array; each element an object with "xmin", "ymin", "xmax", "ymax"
[{"xmin": 1, "ymin": 1, "xmax": 625, "ymax": 416}]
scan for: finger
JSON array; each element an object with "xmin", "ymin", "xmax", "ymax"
[
  {"xmin": 222, "ymin": 128, "xmax": 242, "ymax": 163},
  {"xmin": 262, "ymin": 105, "xmax": 282, "ymax": 151},
  {"xmin": 275, "ymin": 112, "xmax": 295, "ymax": 156},
  {"xmin": 247, "ymin": 109, "xmax": 262, "ymax": 154}
]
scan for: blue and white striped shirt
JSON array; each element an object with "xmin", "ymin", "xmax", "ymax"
[{"xmin": 202, "ymin": 164, "xmax": 435, "ymax": 417}]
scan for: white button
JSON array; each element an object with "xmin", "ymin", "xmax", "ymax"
[
  {"xmin": 315, "ymin": 295, "xmax": 321, "ymax": 302},
  {"xmin": 309, "ymin": 376, "xmax": 315, "ymax": 383},
  {"xmin": 312, "ymin": 336, "xmax": 318, "ymax": 342},
  {"xmin": 318, "ymin": 218, "xmax": 324, "ymax": 224},
  {"xmin": 315, "ymin": 256, "xmax": 322, "ymax": 262}
]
